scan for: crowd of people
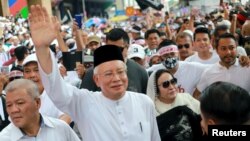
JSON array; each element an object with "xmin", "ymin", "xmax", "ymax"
[{"xmin": 0, "ymin": 2, "xmax": 250, "ymax": 141}]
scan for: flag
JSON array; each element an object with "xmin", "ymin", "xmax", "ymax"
[{"xmin": 9, "ymin": 0, "xmax": 28, "ymax": 18}]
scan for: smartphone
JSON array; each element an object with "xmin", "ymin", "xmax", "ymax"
[{"xmin": 74, "ymin": 14, "xmax": 83, "ymax": 29}]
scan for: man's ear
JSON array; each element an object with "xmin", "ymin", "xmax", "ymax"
[
  {"xmin": 207, "ymin": 119, "xmax": 216, "ymax": 125},
  {"xmin": 35, "ymin": 98, "xmax": 41, "ymax": 109},
  {"xmin": 93, "ymin": 75, "xmax": 100, "ymax": 87}
]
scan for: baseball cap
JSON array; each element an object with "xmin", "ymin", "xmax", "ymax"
[
  {"xmin": 22, "ymin": 54, "xmax": 37, "ymax": 66},
  {"xmin": 87, "ymin": 35, "xmax": 101, "ymax": 45},
  {"xmin": 128, "ymin": 44, "xmax": 145, "ymax": 59}
]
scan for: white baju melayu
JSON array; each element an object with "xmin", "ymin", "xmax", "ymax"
[
  {"xmin": 197, "ymin": 59, "xmax": 250, "ymax": 93},
  {"xmin": 39, "ymin": 90, "xmax": 64, "ymax": 118},
  {"xmin": 38, "ymin": 52, "xmax": 160, "ymax": 141},
  {"xmin": 0, "ymin": 115, "xmax": 80, "ymax": 141}
]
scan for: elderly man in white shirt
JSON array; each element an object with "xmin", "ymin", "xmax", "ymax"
[
  {"xmin": 28, "ymin": 5, "xmax": 160, "ymax": 141},
  {"xmin": 0, "ymin": 79, "xmax": 80, "ymax": 141}
]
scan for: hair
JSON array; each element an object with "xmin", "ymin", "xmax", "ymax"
[
  {"xmin": 213, "ymin": 25, "xmax": 229, "ymax": 38},
  {"xmin": 93, "ymin": 61, "xmax": 127, "ymax": 75},
  {"xmin": 159, "ymin": 32, "xmax": 167, "ymax": 37},
  {"xmin": 200, "ymin": 81, "xmax": 250, "ymax": 125},
  {"xmin": 106, "ymin": 28, "xmax": 130, "ymax": 45},
  {"xmin": 5, "ymin": 79, "xmax": 40, "ymax": 100},
  {"xmin": 14, "ymin": 46, "xmax": 28, "ymax": 61},
  {"xmin": 144, "ymin": 29, "xmax": 161, "ymax": 39},
  {"xmin": 158, "ymin": 39, "xmax": 176, "ymax": 51},
  {"xmin": 193, "ymin": 27, "xmax": 211, "ymax": 41},
  {"xmin": 154, "ymin": 69, "xmax": 175, "ymax": 94},
  {"xmin": 176, "ymin": 32, "xmax": 193, "ymax": 42},
  {"xmin": 215, "ymin": 33, "xmax": 236, "ymax": 49}
]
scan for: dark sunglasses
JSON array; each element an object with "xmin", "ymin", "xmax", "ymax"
[
  {"xmin": 178, "ymin": 44, "xmax": 190, "ymax": 49},
  {"xmin": 158, "ymin": 78, "xmax": 177, "ymax": 88}
]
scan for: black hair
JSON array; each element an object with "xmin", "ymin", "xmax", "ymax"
[
  {"xmin": 154, "ymin": 69, "xmax": 176, "ymax": 94},
  {"xmin": 157, "ymin": 39, "xmax": 176, "ymax": 51},
  {"xmin": 200, "ymin": 81, "xmax": 250, "ymax": 124},
  {"xmin": 193, "ymin": 27, "xmax": 211, "ymax": 41},
  {"xmin": 14, "ymin": 46, "xmax": 28, "ymax": 61},
  {"xmin": 106, "ymin": 28, "xmax": 130, "ymax": 45},
  {"xmin": 213, "ymin": 25, "xmax": 228, "ymax": 38},
  {"xmin": 144, "ymin": 29, "xmax": 160, "ymax": 39},
  {"xmin": 215, "ymin": 33, "xmax": 236, "ymax": 49}
]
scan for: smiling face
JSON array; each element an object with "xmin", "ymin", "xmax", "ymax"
[
  {"xmin": 194, "ymin": 33, "xmax": 211, "ymax": 53},
  {"xmin": 23, "ymin": 62, "xmax": 43, "ymax": 94},
  {"xmin": 157, "ymin": 72, "xmax": 178, "ymax": 104},
  {"xmin": 93, "ymin": 60, "xmax": 128, "ymax": 100},
  {"xmin": 6, "ymin": 88, "xmax": 40, "ymax": 128}
]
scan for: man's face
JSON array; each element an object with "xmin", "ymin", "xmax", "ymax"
[
  {"xmin": 23, "ymin": 62, "xmax": 43, "ymax": 93},
  {"xmin": 6, "ymin": 88, "xmax": 40, "ymax": 128},
  {"xmin": 216, "ymin": 38, "xmax": 237, "ymax": 67},
  {"xmin": 176, "ymin": 36, "xmax": 193, "ymax": 60},
  {"xmin": 146, "ymin": 33, "xmax": 161, "ymax": 50},
  {"xmin": 88, "ymin": 41, "xmax": 100, "ymax": 51},
  {"xmin": 194, "ymin": 33, "xmax": 211, "ymax": 53},
  {"xmin": 106, "ymin": 39, "xmax": 128, "ymax": 59},
  {"xmin": 94, "ymin": 60, "xmax": 128, "ymax": 100}
]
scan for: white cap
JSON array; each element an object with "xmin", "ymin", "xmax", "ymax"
[
  {"xmin": 127, "ymin": 44, "xmax": 145, "ymax": 59},
  {"xmin": 22, "ymin": 54, "xmax": 37, "ymax": 66}
]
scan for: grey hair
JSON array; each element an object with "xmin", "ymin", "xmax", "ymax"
[
  {"xmin": 5, "ymin": 79, "xmax": 40, "ymax": 99},
  {"xmin": 93, "ymin": 61, "xmax": 127, "ymax": 75}
]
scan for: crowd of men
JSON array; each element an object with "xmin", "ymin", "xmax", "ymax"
[{"xmin": 0, "ymin": 3, "xmax": 250, "ymax": 141}]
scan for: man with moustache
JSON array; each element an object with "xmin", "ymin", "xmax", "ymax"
[{"xmin": 194, "ymin": 33, "xmax": 250, "ymax": 98}]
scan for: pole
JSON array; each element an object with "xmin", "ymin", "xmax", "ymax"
[{"xmin": 82, "ymin": 0, "xmax": 87, "ymax": 21}]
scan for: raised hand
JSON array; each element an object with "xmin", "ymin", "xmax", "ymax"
[{"xmin": 29, "ymin": 5, "xmax": 57, "ymax": 48}]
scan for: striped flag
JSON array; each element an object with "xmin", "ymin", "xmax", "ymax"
[{"xmin": 9, "ymin": 0, "xmax": 29, "ymax": 18}]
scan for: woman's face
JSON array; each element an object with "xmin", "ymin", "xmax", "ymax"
[{"xmin": 157, "ymin": 72, "xmax": 178, "ymax": 103}]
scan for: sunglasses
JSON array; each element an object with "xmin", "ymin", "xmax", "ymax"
[
  {"xmin": 178, "ymin": 44, "xmax": 190, "ymax": 49},
  {"xmin": 158, "ymin": 78, "xmax": 177, "ymax": 88}
]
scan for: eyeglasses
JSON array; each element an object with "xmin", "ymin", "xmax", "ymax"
[
  {"xmin": 177, "ymin": 44, "xmax": 190, "ymax": 49},
  {"xmin": 98, "ymin": 69, "xmax": 127, "ymax": 79},
  {"xmin": 158, "ymin": 78, "xmax": 177, "ymax": 88}
]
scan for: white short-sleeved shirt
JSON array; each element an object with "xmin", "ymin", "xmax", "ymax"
[
  {"xmin": 147, "ymin": 61, "xmax": 208, "ymax": 95},
  {"xmin": 185, "ymin": 51, "xmax": 220, "ymax": 64},
  {"xmin": 197, "ymin": 59, "xmax": 250, "ymax": 93},
  {"xmin": 0, "ymin": 115, "xmax": 80, "ymax": 141},
  {"xmin": 38, "ymin": 52, "xmax": 161, "ymax": 141}
]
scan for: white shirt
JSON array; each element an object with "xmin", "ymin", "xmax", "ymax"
[
  {"xmin": 185, "ymin": 51, "xmax": 220, "ymax": 64},
  {"xmin": 197, "ymin": 59, "xmax": 250, "ymax": 93},
  {"xmin": 38, "ymin": 52, "xmax": 160, "ymax": 141},
  {"xmin": 39, "ymin": 91, "xmax": 64, "ymax": 118},
  {"xmin": 0, "ymin": 97, "xmax": 5, "ymax": 121},
  {"xmin": 147, "ymin": 61, "xmax": 208, "ymax": 95},
  {"xmin": 0, "ymin": 115, "xmax": 80, "ymax": 141}
]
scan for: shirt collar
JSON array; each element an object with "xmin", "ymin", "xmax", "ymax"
[
  {"xmin": 10, "ymin": 114, "xmax": 55, "ymax": 141},
  {"xmin": 218, "ymin": 58, "xmax": 239, "ymax": 68},
  {"xmin": 100, "ymin": 91, "xmax": 129, "ymax": 106}
]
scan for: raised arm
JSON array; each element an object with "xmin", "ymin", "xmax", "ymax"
[{"xmin": 29, "ymin": 5, "xmax": 57, "ymax": 74}]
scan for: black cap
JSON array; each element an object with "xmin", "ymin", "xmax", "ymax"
[{"xmin": 94, "ymin": 45, "xmax": 124, "ymax": 68}]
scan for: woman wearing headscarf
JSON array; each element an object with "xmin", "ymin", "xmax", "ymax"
[{"xmin": 147, "ymin": 69, "xmax": 202, "ymax": 141}]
